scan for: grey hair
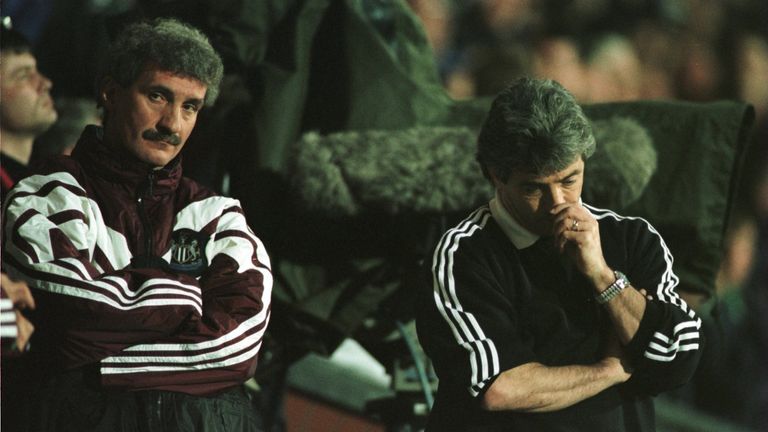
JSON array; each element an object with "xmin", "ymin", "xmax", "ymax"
[
  {"xmin": 98, "ymin": 18, "xmax": 223, "ymax": 106},
  {"xmin": 476, "ymin": 77, "xmax": 596, "ymax": 182}
]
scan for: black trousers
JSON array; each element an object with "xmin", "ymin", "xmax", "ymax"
[{"xmin": 6, "ymin": 365, "xmax": 263, "ymax": 432}]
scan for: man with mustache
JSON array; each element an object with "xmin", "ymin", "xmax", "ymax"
[
  {"xmin": 2, "ymin": 18, "xmax": 272, "ymax": 431},
  {"xmin": 416, "ymin": 78, "xmax": 703, "ymax": 431}
]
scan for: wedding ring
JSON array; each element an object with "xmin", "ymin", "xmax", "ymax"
[{"xmin": 571, "ymin": 219, "xmax": 579, "ymax": 230}]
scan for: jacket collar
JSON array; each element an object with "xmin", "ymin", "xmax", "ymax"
[
  {"xmin": 72, "ymin": 125, "xmax": 182, "ymax": 195},
  {"xmin": 489, "ymin": 191, "xmax": 540, "ymax": 250}
]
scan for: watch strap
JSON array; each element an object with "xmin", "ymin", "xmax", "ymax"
[{"xmin": 595, "ymin": 271, "xmax": 630, "ymax": 304}]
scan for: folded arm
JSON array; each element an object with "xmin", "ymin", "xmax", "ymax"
[
  {"xmin": 3, "ymin": 173, "xmax": 202, "ymax": 363},
  {"xmin": 483, "ymin": 354, "xmax": 630, "ymax": 412},
  {"xmin": 563, "ymin": 205, "xmax": 703, "ymax": 394},
  {"xmin": 98, "ymin": 198, "xmax": 272, "ymax": 395}
]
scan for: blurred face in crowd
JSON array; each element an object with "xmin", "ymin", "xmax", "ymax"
[
  {"xmin": 736, "ymin": 34, "xmax": 768, "ymax": 120},
  {"xmin": 101, "ymin": 65, "xmax": 206, "ymax": 168},
  {"xmin": 492, "ymin": 158, "xmax": 585, "ymax": 236},
  {"xmin": 533, "ymin": 38, "xmax": 588, "ymax": 101},
  {"xmin": 0, "ymin": 51, "xmax": 58, "ymax": 136},
  {"xmin": 586, "ymin": 39, "xmax": 642, "ymax": 102}
]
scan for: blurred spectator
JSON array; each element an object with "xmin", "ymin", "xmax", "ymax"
[
  {"xmin": 452, "ymin": 0, "xmax": 536, "ymax": 51},
  {"xmin": 443, "ymin": 66, "xmax": 477, "ymax": 100},
  {"xmin": 677, "ymin": 36, "xmax": 723, "ymax": 102},
  {"xmin": 532, "ymin": 35, "xmax": 588, "ymax": 101},
  {"xmin": 31, "ymin": 97, "xmax": 101, "ymax": 160},
  {"xmin": 734, "ymin": 33, "xmax": 768, "ymax": 124},
  {"xmin": 0, "ymin": 22, "xmax": 57, "ymax": 196},
  {"xmin": 0, "ymin": 22, "xmax": 51, "ymax": 432},
  {"xmin": 463, "ymin": 42, "xmax": 531, "ymax": 98},
  {"xmin": 584, "ymin": 33, "xmax": 643, "ymax": 102},
  {"xmin": 437, "ymin": 0, "xmax": 538, "ymax": 99},
  {"xmin": 631, "ymin": 19, "xmax": 681, "ymax": 100},
  {"xmin": 0, "ymin": 21, "xmax": 53, "ymax": 353},
  {"xmin": 716, "ymin": 213, "xmax": 759, "ymax": 296},
  {"xmin": 683, "ymin": 0, "xmax": 727, "ymax": 42},
  {"xmin": 692, "ymin": 168, "xmax": 768, "ymax": 430},
  {"xmin": 407, "ymin": 0, "xmax": 453, "ymax": 62}
]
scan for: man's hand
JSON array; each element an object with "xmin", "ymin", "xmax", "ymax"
[
  {"xmin": 2, "ymin": 273, "xmax": 36, "ymax": 311},
  {"xmin": 551, "ymin": 202, "xmax": 614, "ymax": 286},
  {"xmin": 13, "ymin": 309, "xmax": 34, "ymax": 352},
  {"xmin": 550, "ymin": 203, "xmax": 647, "ymax": 344},
  {"xmin": 1, "ymin": 273, "xmax": 36, "ymax": 352}
]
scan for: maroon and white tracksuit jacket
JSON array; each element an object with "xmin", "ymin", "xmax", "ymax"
[{"xmin": 2, "ymin": 125, "xmax": 272, "ymax": 395}]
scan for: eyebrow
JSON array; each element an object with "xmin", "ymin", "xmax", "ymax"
[
  {"xmin": 520, "ymin": 168, "xmax": 583, "ymax": 187},
  {"xmin": 9, "ymin": 64, "xmax": 34, "ymax": 78},
  {"xmin": 560, "ymin": 168, "xmax": 583, "ymax": 181}
]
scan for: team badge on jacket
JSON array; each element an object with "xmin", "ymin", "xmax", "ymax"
[{"xmin": 169, "ymin": 229, "xmax": 209, "ymax": 277}]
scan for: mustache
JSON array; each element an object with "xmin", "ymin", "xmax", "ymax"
[{"xmin": 142, "ymin": 129, "xmax": 181, "ymax": 146}]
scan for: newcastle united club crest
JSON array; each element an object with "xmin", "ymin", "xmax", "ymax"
[{"xmin": 169, "ymin": 229, "xmax": 208, "ymax": 277}]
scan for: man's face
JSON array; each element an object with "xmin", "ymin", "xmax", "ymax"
[
  {"xmin": 493, "ymin": 158, "xmax": 585, "ymax": 236},
  {"xmin": 101, "ymin": 66, "xmax": 206, "ymax": 168},
  {"xmin": 0, "ymin": 51, "xmax": 57, "ymax": 136}
]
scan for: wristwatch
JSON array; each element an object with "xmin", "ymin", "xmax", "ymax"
[{"xmin": 595, "ymin": 271, "xmax": 630, "ymax": 304}]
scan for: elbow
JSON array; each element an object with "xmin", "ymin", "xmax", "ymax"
[
  {"xmin": 481, "ymin": 385, "xmax": 507, "ymax": 411},
  {"xmin": 481, "ymin": 363, "xmax": 546, "ymax": 412},
  {"xmin": 668, "ymin": 350, "xmax": 703, "ymax": 389},
  {"xmin": 481, "ymin": 385, "xmax": 547, "ymax": 412},
  {"xmin": 633, "ymin": 349, "xmax": 704, "ymax": 395},
  {"xmin": 233, "ymin": 356, "xmax": 259, "ymax": 383},
  {"xmin": 230, "ymin": 343, "xmax": 263, "ymax": 383},
  {"xmin": 481, "ymin": 375, "xmax": 538, "ymax": 412}
]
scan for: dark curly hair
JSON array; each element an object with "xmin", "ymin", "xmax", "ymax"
[{"xmin": 98, "ymin": 18, "xmax": 223, "ymax": 106}]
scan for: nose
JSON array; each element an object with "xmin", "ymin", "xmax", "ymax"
[
  {"xmin": 545, "ymin": 186, "xmax": 566, "ymax": 208},
  {"xmin": 36, "ymin": 71, "xmax": 53, "ymax": 93},
  {"xmin": 157, "ymin": 104, "xmax": 181, "ymax": 134}
]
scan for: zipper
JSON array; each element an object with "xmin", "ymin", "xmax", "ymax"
[{"xmin": 137, "ymin": 170, "xmax": 156, "ymax": 256}]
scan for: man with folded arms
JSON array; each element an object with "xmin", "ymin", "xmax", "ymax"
[
  {"xmin": 416, "ymin": 77, "xmax": 702, "ymax": 431},
  {"xmin": 2, "ymin": 18, "xmax": 272, "ymax": 431}
]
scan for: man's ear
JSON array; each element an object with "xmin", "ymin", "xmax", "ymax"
[
  {"xmin": 99, "ymin": 77, "xmax": 118, "ymax": 110},
  {"xmin": 488, "ymin": 169, "xmax": 505, "ymax": 188}
]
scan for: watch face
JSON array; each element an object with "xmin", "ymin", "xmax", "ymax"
[{"xmin": 616, "ymin": 271, "xmax": 629, "ymax": 288}]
